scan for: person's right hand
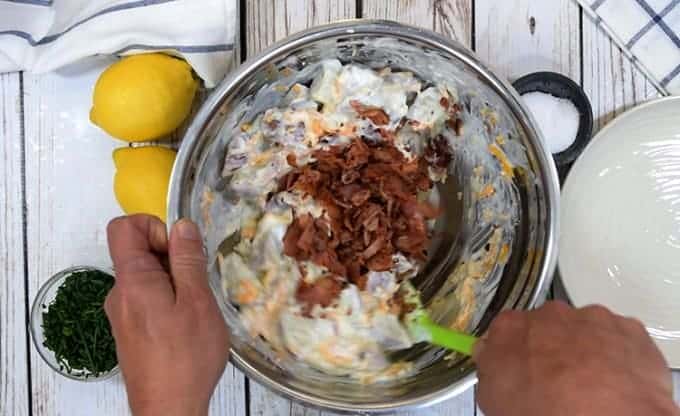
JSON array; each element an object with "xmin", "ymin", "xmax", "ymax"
[{"xmin": 474, "ymin": 301, "xmax": 679, "ymax": 416}]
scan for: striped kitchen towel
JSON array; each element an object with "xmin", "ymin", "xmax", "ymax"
[
  {"xmin": 0, "ymin": 0, "xmax": 237, "ymax": 87},
  {"xmin": 577, "ymin": 0, "xmax": 680, "ymax": 95}
]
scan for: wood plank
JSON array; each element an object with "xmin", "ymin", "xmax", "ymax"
[
  {"xmin": 362, "ymin": 0, "xmax": 472, "ymax": 48},
  {"xmin": 360, "ymin": 2, "xmax": 476, "ymax": 415},
  {"xmin": 474, "ymin": 1, "xmax": 581, "ymax": 413},
  {"xmin": 245, "ymin": 0, "xmax": 356, "ymax": 414},
  {"xmin": 571, "ymin": 8, "xmax": 672, "ymax": 410},
  {"xmin": 23, "ymin": 57, "xmax": 246, "ymax": 416},
  {"xmin": 209, "ymin": 364, "xmax": 247, "ymax": 416},
  {"xmin": 211, "ymin": 2, "xmax": 250, "ymax": 413},
  {"xmin": 475, "ymin": 0, "xmax": 580, "ymax": 82},
  {"xmin": 478, "ymin": 373, "xmax": 679, "ymax": 411},
  {"xmin": 246, "ymin": 0, "xmax": 357, "ymax": 57},
  {"xmin": 581, "ymin": 8, "xmax": 659, "ymax": 132},
  {"xmin": 0, "ymin": 73, "xmax": 30, "ymax": 416},
  {"xmin": 23, "ymin": 57, "xmax": 135, "ymax": 416},
  {"xmin": 551, "ymin": 2, "xmax": 661, "ymax": 305},
  {"xmin": 249, "ymin": 382, "xmax": 295, "ymax": 416}
]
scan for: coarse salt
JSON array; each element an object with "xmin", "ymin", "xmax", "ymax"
[{"xmin": 521, "ymin": 91, "xmax": 580, "ymax": 154}]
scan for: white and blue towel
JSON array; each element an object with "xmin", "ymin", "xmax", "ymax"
[
  {"xmin": 0, "ymin": 0, "xmax": 237, "ymax": 87},
  {"xmin": 578, "ymin": 0, "xmax": 680, "ymax": 95}
]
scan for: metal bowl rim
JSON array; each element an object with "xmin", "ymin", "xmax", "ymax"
[{"xmin": 168, "ymin": 19, "xmax": 560, "ymax": 413}]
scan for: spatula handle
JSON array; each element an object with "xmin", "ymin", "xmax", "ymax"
[{"xmin": 417, "ymin": 315, "xmax": 478, "ymax": 356}]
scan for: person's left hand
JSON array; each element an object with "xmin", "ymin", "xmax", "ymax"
[{"xmin": 106, "ymin": 215, "xmax": 228, "ymax": 416}]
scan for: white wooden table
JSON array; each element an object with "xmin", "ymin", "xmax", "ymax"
[{"xmin": 1, "ymin": 1, "xmax": 678, "ymax": 415}]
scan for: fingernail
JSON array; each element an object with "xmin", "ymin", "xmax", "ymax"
[
  {"xmin": 177, "ymin": 219, "xmax": 201, "ymax": 241},
  {"xmin": 107, "ymin": 215, "xmax": 127, "ymax": 229}
]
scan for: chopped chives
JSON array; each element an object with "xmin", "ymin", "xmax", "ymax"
[{"xmin": 41, "ymin": 270, "xmax": 117, "ymax": 377}]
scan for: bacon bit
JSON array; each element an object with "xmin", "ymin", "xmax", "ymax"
[
  {"xmin": 350, "ymin": 189, "xmax": 372, "ymax": 206},
  {"xmin": 354, "ymin": 274, "xmax": 368, "ymax": 291},
  {"xmin": 286, "ymin": 153, "xmax": 298, "ymax": 168},
  {"xmin": 341, "ymin": 170, "xmax": 360, "ymax": 184},
  {"xmin": 266, "ymin": 119, "xmax": 280, "ymax": 130},
  {"xmin": 350, "ymin": 100, "xmax": 390, "ymax": 125},
  {"xmin": 425, "ymin": 135, "xmax": 452, "ymax": 169},
  {"xmin": 296, "ymin": 276, "xmax": 343, "ymax": 315},
  {"xmin": 389, "ymin": 291, "xmax": 416, "ymax": 319},
  {"xmin": 452, "ymin": 103, "xmax": 462, "ymax": 114},
  {"xmin": 439, "ymin": 96, "xmax": 449, "ymax": 109},
  {"xmin": 362, "ymin": 236, "xmax": 387, "ymax": 259},
  {"xmin": 445, "ymin": 118, "xmax": 464, "ymax": 136},
  {"xmin": 377, "ymin": 127, "xmax": 397, "ymax": 142},
  {"xmin": 366, "ymin": 249, "xmax": 393, "ymax": 271},
  {"xmin": 417, "ymin": 201, "xmax": 441, "ymax": 219},
  {"xmin": 284, "ymin": 214, "xmax": 347, "ymax": 276},
  {"xmin": 372, "ymin": 146, "xmax": 403, "ymax": 163},
  {"xmin": 454, "ymin": 118, "xmax": 464, "ymax": 136},
  {"xmin": 345, "ymin": 138, "xmax": 370, "ymax": 168},
  {"xmin": 298, "ymin": 263, "xmax": 308, "ymax": 280},
  {"xmin": 311, "ymin": 251, "xmax": 346, "ymax": 277},
  {"xmin": 282, "ymin": 216, "xmax": 304, "ymax": 258},
  {"xmin": 281, "ymin": 137, "xmax": 442, "ymax": 292}
]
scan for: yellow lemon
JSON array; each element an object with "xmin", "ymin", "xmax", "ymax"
[
  {"xmin": 91, "ymin": 53, "xmax": 198, "ymax": 142},
  {"xmin": 113, "ymin": 146, "xmax": 177, "ymax": 222}
]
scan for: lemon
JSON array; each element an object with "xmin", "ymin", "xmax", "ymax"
[
  {"xmin": 91, "ymin": 54, "xmax": 198, "ymax": 142},
  {"xmin": 113, "ymin": 146, "xmax": 177, "ymax": 222}
]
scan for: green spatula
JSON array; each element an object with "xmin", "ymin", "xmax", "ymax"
[
  {"xmin": 405, "ymin": 309, "xmax": 478, "ymax": 356},
  {"xmin": 400, "ymin": 283, "xmax": 478, "ymax": 356}
]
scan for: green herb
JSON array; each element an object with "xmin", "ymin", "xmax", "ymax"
[{"xmin": 41, "ymin": 270, "xmax": 117, "ymax": 377}]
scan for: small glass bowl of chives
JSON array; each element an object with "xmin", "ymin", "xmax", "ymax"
[{"xmin": 30, "ymin": 266, "xmax": 120, "ymax": 382}]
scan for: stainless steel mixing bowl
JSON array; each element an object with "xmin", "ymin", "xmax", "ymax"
[{"xmin": 168, "ymin": 20, "xmax": 559, "ymax": 414}]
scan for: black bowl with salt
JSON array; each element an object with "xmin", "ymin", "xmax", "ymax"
[{"xmin": 513, "ymin": 72, "xmax": 593, "ymax": 183}]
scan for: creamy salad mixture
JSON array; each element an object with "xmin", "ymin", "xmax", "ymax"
[{"xmin": 214, "ymin": 59, "xmax": 507, "ymax": 379}]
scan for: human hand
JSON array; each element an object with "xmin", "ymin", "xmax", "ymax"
[
  {"xmin": 474, "ymin": 301, "xmax": 679, "ymax": 416},
  {"xmin": 106, "ymin": 215, "xmax": 229, "ymax": 416}
]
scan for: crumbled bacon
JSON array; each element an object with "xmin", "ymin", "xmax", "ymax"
[
  {"xmin": 425, "ymin": 135, "xmax": 453, "ymax": 169},
  {"xmin": 350, "ymin": 100, "xmax": 390, "ymax": 126},
  {"xmin": 286, "ymin": 153, "xmax": 298, "ymax": 167},
  {"xmin": 389, "ymin": 290, "xmax": 417, "ymax": 319},
  {"xmin": 280, "ymin": 137, "xmax": 442, "ymax": 294},
  {"xmin": 446, "ymin": 118, "xmax": 464, "ymax": 136},
  {"xmin": 296, "ymin": 276, "xmax": 343, "ymax": 315},
  {"xmin": 283, "ymin": 214, "xmax": 346, "ymax": 276}
]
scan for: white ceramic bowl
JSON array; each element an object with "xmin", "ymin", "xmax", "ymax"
[{"xmin": 560, "ymin": 96, "xmax": 680, "ymax": 368}]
